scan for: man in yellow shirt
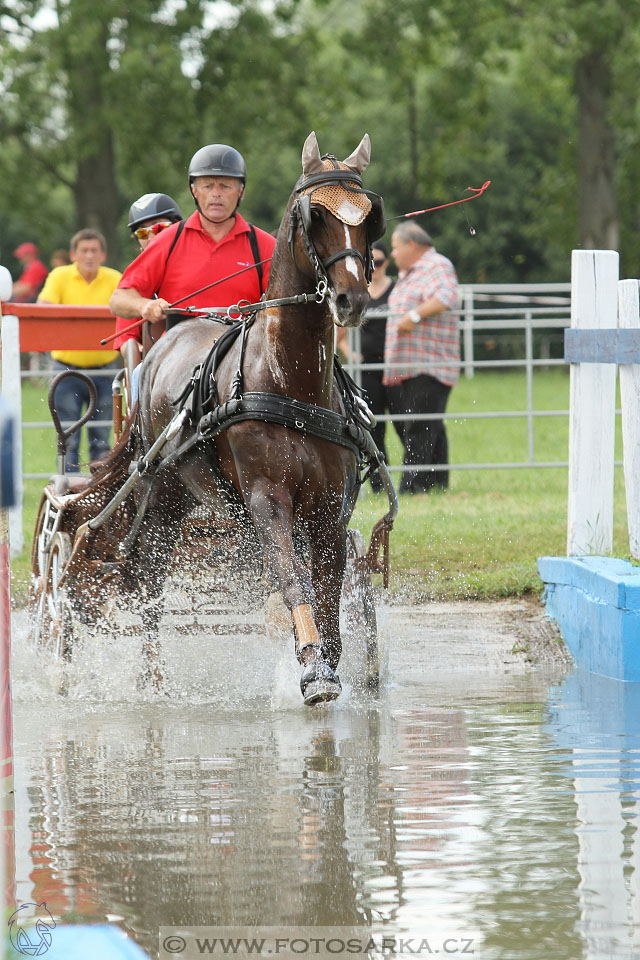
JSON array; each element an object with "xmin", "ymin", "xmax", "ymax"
[{"xmin": 38, "ymin": 228, "xmax": 122, "ymax": 472}]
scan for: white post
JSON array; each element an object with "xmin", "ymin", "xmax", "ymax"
[
  {"xmin": 567, "ymin": 250, "xmax": 618, "ymax": 556},
  {"xmin": 618, "ymin": 279, "xmax": 640, "ymax": 560},
  {"xmin": 0, "ymin": 314, "xmax": 24, "ymax": 556}
]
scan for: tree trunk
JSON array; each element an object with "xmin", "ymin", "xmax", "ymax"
[
  {"xmin": 575, "ymin": 50, "xmax": 618, "ymax": 251},
  {"xmin": 408, "ymin": 76, "xmax": 419, "ymax": 209},
  {"xmin": 61, "ymin": 10, "xmax": 123, "ymax": 264},
  {"xmin": 73, "ymin": 133, "xmax": 122, "ymax": 265}
]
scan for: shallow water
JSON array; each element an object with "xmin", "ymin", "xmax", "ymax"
[{"xmin": 8, "ymin": 592, "xmax": 640, "ymax": 960}]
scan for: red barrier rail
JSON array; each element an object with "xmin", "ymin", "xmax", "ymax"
[{"xmin": 3, "ymin": 302, "xmax": 115, "ymax": 352}]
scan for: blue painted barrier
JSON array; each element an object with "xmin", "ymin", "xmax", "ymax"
[
  {"xmin": 0, "ymin": 394, "xmax": 16, "ymax": 509},
  {"xmin": 538, "ymin": 556, "xmax": 640, "ymax": 682},
  {"xmin": 564, "ymin": 327, "xmax": 640, "ymax": 363},
  {"xmin": 7, "ymin": 923, "xmax": 150, "ymax": 959}
]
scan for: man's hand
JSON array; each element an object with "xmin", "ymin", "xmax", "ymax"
[
  {"xmin": 110, "ymin": 287, "xmax": 169, "ymax": 320},
  {"xmin": 396, "ymin": 313, "xmax": 419, "ymax": 334},
  {"xmin": 141, "ymin": 298, "xmax": 170, "ymax": 322},
  {"xmin": 396, "ymin": 295, "xmax": 449, "ymax": 334}
]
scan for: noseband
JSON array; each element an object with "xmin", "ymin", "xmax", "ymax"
[{"xmin": 287, "ymin": 156, "xmax": 386, "ymax": 290}]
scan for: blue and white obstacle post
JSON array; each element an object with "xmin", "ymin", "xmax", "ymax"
[{"xmin": 538, "ymin": 249, "xmax": 640, "ymax": 681}]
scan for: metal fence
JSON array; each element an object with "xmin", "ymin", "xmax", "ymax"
[
  {"xmin": 341, "ymin": 282, "xmax": 575, "ymax": 474},
  {"xmin": 20, "ymin": 282, "xmax": 576, "ymax": 480}
]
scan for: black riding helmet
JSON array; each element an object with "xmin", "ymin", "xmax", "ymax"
[
  {"xmin": 127, "ymin": 193, "xmax": 183, "ymax": 231},
  {"xmin": 188, "ymin": 144, "xmax": 247, "ymax": 184},
  {"xmin": 188, "ymin": 145, "xmax": 247, "ymax": 222}
]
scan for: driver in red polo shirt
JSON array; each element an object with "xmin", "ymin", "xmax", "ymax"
[{"xmin": 110, "ymin": 144, "xmax": 276, "ymax": 354}]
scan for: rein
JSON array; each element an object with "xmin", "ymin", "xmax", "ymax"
[
  {"xmin": 100, "ymin": 257, "xmax": 276, "ymax": 346},
  {"xmin": 182, "ymin": 279, "xmax": 329, "ymax": 322}
]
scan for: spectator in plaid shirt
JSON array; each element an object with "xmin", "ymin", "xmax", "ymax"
[{"xmin": 384, "ymin": 223, "xmax": 460, "ymax": 492}]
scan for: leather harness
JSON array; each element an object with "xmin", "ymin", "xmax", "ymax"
[{"xmin": 158, "ymin": 317, "xmax": 382, "ymax": 483}]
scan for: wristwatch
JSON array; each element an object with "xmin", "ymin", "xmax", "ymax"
[{"xmin": 408, "ymin": 309, "xmax": 421, "ymax": 324}]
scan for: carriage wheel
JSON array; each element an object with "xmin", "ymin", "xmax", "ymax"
[
  {"xmin": 31, "ymin": 531, "xmax": 75, "ymax": 662},
  {"xmin": 342, "ymin": 528, "xmax": 379, "ymax": 688},
  {"xmin": 30, "ymin": 493, "xmax": 56, "ymax": 648}
]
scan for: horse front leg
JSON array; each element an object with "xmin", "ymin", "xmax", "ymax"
[
  {"xmin": 310, "ymin": 523, "xmax": 347, "ymax": 673},
  {"xmin": 247, "ymin": 481, "xmax": 342, "ymax": 705}
]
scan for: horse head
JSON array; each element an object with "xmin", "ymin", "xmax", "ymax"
[{"xmin": 285, "ymin": 132, "xmax": 386, "ymax": 328}]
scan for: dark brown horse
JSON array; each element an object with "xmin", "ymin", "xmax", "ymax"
[{"xmin": 108, "ymin": 132, "xmax": 385, "ymax": 703}]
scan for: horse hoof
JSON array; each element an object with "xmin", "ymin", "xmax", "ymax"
[{"xmin": 300, "ymin": 662, "xmax": 342, "ymax": 706}]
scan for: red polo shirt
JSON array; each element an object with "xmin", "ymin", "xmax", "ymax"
[
  {"xmin": 16, "ymin": 259, "xmax": 48, "ymax": 299},
  {"xmin": 113, "ymin": 211, "xmax": 276, "ymax": 348}
]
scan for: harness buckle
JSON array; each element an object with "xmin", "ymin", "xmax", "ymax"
[
  {"xmin": 315, "ymin": 278, "xmax": 328, "ymax": 304},
  {"xmin": 227, "ymin": 299, "xmax": 252, "ymax": 321}
]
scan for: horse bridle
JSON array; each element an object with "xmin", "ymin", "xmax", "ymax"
[{"xmin": 287, "ymin": 155, "xmax": 386, "ymax": 291}]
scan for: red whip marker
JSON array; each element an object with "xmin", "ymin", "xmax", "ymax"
[{"xmin": 389, "ymin": 181, "xmax": 491, "ymax": 220}]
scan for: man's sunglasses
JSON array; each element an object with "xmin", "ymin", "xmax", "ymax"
[{"xmin": 133, "ymin": 221, "xmax": 173, "ymax": 240}]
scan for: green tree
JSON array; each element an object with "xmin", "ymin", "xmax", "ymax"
[
  {"xmin": 0, "ymin": 0, "xmax": 203, "ymax": 264},
  {"xmin": 353, "ymin": 0, "xmax": 640, "ymax": 263},
  {"xmin": 2, "ymin": 0, "xmax": 638, "ymax": 282}
]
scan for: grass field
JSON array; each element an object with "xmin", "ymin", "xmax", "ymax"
[{"xmin": 11, "ymin": 367, "xmax": 631, "ymax": 603}]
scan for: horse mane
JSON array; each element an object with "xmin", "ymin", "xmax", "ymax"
[
  {"xmin": 273, "ymin": 187, "xmax": 297, "ymax": 248},
  {"xmin": 268, "ymin": 190, "xmax": 299, "ymax": 294}
]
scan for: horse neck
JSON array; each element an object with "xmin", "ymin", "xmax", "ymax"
[{"xmin": 256, "ymin": 235, "xmax": 336, "ymax": 404}]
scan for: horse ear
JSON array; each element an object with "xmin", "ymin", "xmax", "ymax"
[
  {"xmin": 302, "ymin": 132, "xmax": 324, "ymax": 176},
  {"xmin": 343, "ymin": 134, "xmax": 371, "ymax": 174}
]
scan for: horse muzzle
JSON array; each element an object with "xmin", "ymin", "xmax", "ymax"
[{"xmin": 331, "ymin": 288, "xmax": 370, "ymax": 328}]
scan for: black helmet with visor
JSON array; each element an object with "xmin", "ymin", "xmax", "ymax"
[{"xmin": 128, "ymin": 193, "xmax": 183, "ymax": 232}]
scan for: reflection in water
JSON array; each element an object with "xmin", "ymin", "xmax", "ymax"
[
  {"xmin": 15, "ymin": 708, "xmax": 402, "ymax": 935},
  {"xmin": 10, "ymin": 606, "xmax": 640, "ymax": 960},
  {"xmin": 547, "ymin": 673, "xmax": 640, "ymax": 959}
]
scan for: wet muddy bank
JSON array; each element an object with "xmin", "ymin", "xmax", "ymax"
[{"xmin": 386, "ymin": 595, "xmax": 570, "ymax": 668}]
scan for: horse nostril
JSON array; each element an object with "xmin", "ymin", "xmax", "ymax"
[
  {"xmin": 335, "ymin": 293, "xmax": 351, "ymax": 314},
  {"xmin": 335, "ymin": 291, "xmax": 368, "ymax": 318}
]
